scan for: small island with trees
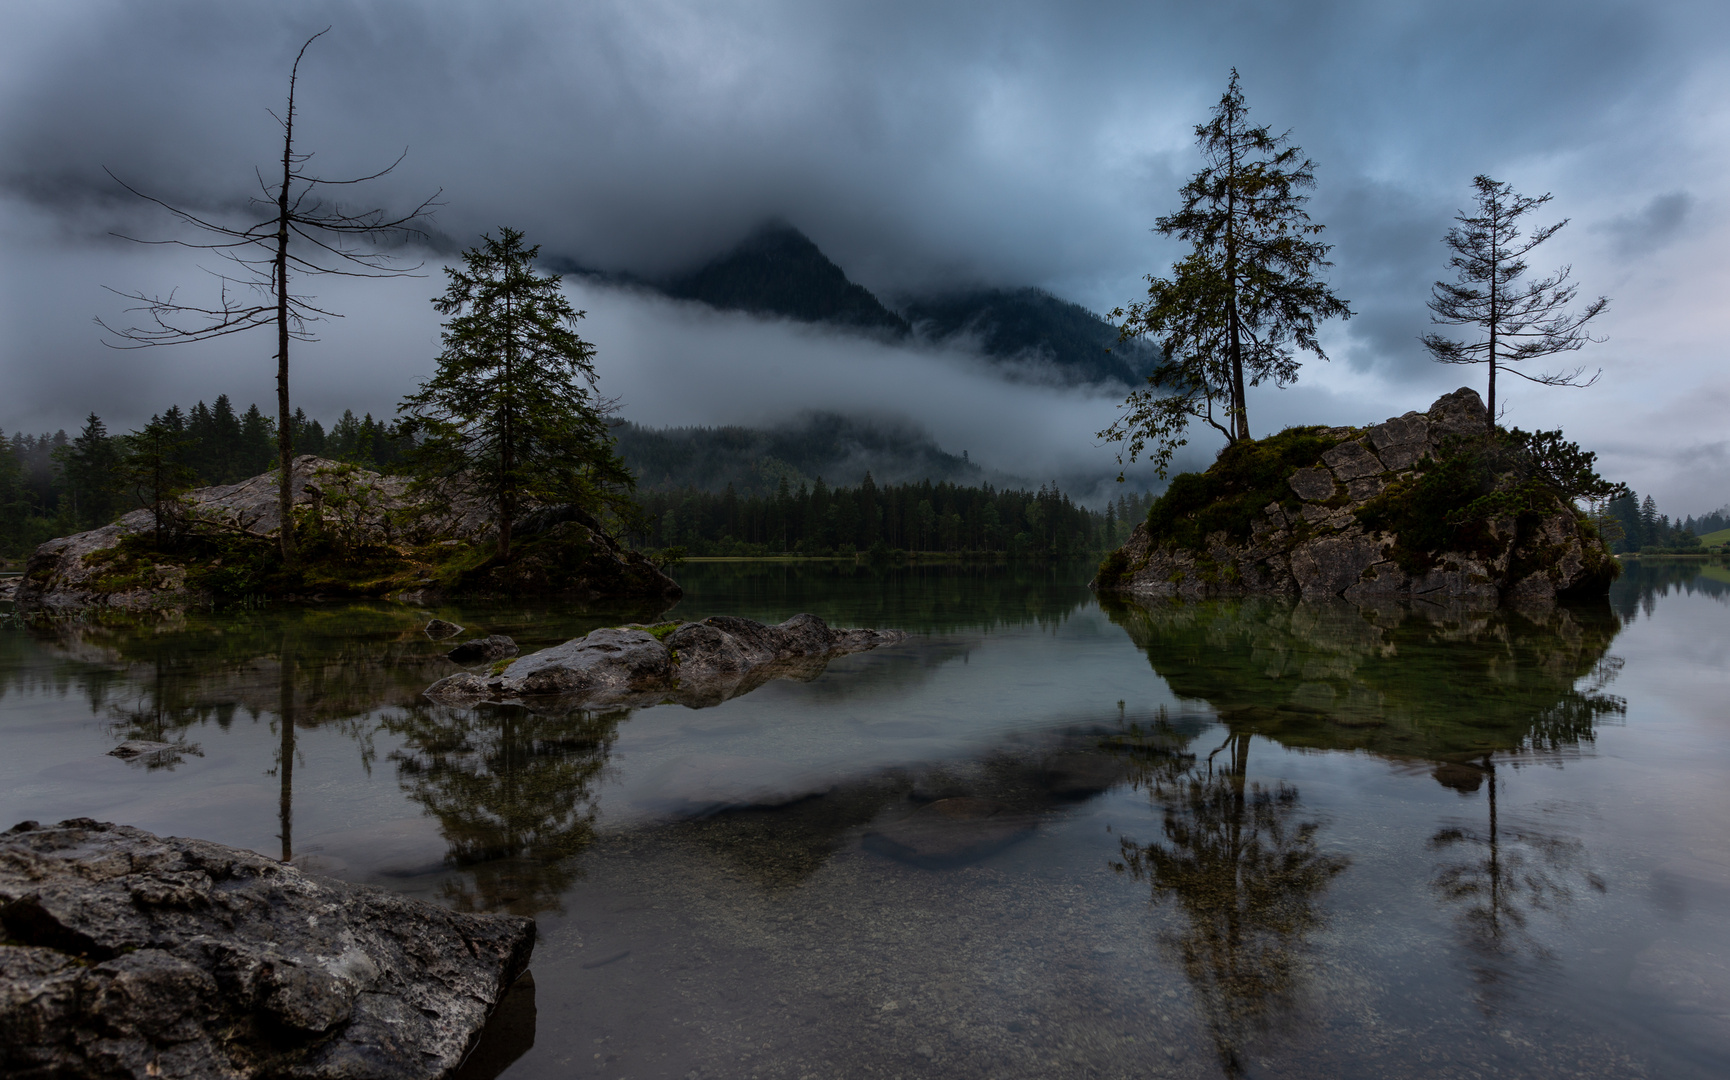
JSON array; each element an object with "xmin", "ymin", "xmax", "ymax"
[{"xmin": 1093, "ymin": 73, "xmax": 1626, "ymax": 606}]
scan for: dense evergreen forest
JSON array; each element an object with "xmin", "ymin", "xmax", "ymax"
[
  {"xmin": 0, "ymin": 397, "xmax": 1150, "ymax": 561},
  {"xmin": 628, "ymin": 478, "xmax": 1155, "ymax": 558},
  {"xmin": 1602, "ymin": 492, "xmax": 1726, "ymax": 554},
  {"xmin": 0, "ymin": 397, "xmax": 409, "ymax": 559}
]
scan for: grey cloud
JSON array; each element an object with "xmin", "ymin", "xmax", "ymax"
[
  {"xmin": 4, "ymin": 0, "xmax": 1730, "ymax": 511},
  {"xmin": 1596, "ymin": 191, "xmax": 1694, "ymax": 258}
]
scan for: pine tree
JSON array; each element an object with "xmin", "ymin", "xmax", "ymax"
[
  {"xmin": 400, "ymin": 228, "xmax": 634, "ymax": 561},
  {"xmin": 1103, "ymin": 70, "xmax": 1350, "ymax": 476},
  {"xmin": 1422, "ymin": 176, "xmax": 1608, "ymax": 429},
  {"xmin": 56, "ymin": 414, "xmax": 122, "ymax": 528}
]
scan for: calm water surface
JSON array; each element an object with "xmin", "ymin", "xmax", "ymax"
[{"xmin": 2, "ymin": 559, "xmax": 1728, "ymax": 1079}]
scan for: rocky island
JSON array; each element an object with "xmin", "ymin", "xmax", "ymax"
[
  {"xmin": 1094, "ymin": 389, "xmax": 1620, "ymax": 604},
  {"xmin": 12, "ymin": 456, "xmax": 679, "ymax": 614}
]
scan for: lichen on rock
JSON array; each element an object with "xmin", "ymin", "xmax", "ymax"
[{"xmin": 1093, "ymin": 389, "xmax": 1619, "ymax": 605}]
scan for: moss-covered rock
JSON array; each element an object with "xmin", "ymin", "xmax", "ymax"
[
  {"xmin": 1093, "ymin": 389, "xmax": 1619, "ymax": 605},
  {"xmin": 13, "ymin": 457, "xmax": 680, "ymax": 613}
]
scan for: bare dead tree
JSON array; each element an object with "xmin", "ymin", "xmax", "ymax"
[
  {"xmin": 98, "ymin": 28, "xmax": 439, "ymax": 570},
  {"xmin": 1421, "ymin": 175, "xmax": 1608, "ymax": 430}
]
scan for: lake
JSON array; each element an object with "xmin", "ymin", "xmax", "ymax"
[{"xmin": 2, "ymin": 558, "xmax": 1727, "ymax": 1079}]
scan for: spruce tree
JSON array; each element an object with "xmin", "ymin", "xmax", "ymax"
[
  {"xmin": 1422, "ymin": 176, "xmax": 1608, "ymax": 429},
  {"xmin": 400, "ymin": 228, "xmax": 634, "ymax": 561},
  {"xmin": 1103, "ymin": 70, "xmax": 1350, "ymax": 476}
]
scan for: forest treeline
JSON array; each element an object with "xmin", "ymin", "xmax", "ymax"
[
  {"xmin": 0, "ymin": 397, "xmax": 1153, "ymax": 560},
  {"xmin": 0, "ymin": 397, "xmax": 408, "ymax": 558},
  {"xmin": 628, "ymin": 478, "xmax": 1156, "ymax": 558},
  {"xmin": 1603, "ymin": 492, "xmax": 1727, "ymax": 554}
]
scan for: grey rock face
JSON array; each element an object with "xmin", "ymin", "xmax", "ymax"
[
  {"xmin": 1097, "ymin": 388, "xmax": 1616, "ymax": 605},
  {"xmin": 425, "ymin": 614, "xmax": 905, "ymax": 709},
  {"xmin": 1287, "ymin": 467, "xmax": 1336, "ymax": 502},
  {"xmin": 0, "ymin": 818, "xmax": 533, "ymax": 1080},
  {"xmin": 446, "ymin": 634, "xmax": 519, "ymax": 665}
]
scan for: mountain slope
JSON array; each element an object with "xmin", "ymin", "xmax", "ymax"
[
  {"xmin": 614, "ymin": 413, "xmax": 994, "ymax": 494},
  {"xmin": 899, "ymin": 286, "xmax": 1155, "ymax": 387},
  {"xmin": 660, "ymin": 223, "xmax": 911, "ymax": 335}
]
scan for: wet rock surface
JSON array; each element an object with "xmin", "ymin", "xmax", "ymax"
[
  {"xmin": 446, "ymin": 634, "xmax": 519, "ymax": 665},
  {"xmin": 425, "ymin": 613, "xmax": 905, "ymax": 708},
  {"xmin": 1096, "ymin": 388, "xmax": 1618, "ymax": 605},
  {"xmin": 424, "ymin": 619, "xmax": 464, "ymax": 640},
  {"xmin": 0, "ymin": 819, "xmax": 534, "ymax": 1080}
]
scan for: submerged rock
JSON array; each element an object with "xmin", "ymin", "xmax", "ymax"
[
  {"xmin": 424, "ymin": 619, "xmax": 464, "ymax": 640},
  {"xmin": 0, "ymin": 818, "xmax": 533, "ymax": 1080},
  {"xmin": 1094, "ymin": 389, "xmax": 1619, "ymax": 605},
  {"xmin": 863, "ymin": 797, "xmax": 1038, "ymax": 867},
  {"xmin": 446, "ymin": 634, "xmax": 519, "ymax": 665},
  {"xmin": 425, "ymin": 613, "xmax": 905, "ymax": 709}
]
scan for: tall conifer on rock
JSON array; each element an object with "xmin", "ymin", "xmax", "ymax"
[
  {"xmin": 1422, "ymin": 176, "xmax": 1608, "ymax": 430},
  {"xmin": 1103, "ymin": 70, "xmax": 1350, "ymax": 476},
  {"xmin": 400, "ymin": 228, "xmax": 634, "ymax": 562}
]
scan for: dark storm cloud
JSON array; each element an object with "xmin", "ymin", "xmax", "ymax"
[{"xmin": 4, "ymin": 0, "xmax": 1729, "ymax": 507}]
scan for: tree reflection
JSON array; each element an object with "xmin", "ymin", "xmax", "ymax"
[
  {"xmin": 1429, "ymin": 755, "xmax": 1606, "ymax": 1002},
  {"xmin": 386, "ymin": 703, "xmax": 623, "ymax": 916},
  {"xmin": 1111, "ymin": 720, "xmax": 1348, "ymax": 1076},
  {"xmin": 1106, "ymin": 596, "xmax": 1627, "ymax": 1025}
]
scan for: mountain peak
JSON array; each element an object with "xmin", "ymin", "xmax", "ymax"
[{"xmin": 661, "ymin": 222, "xmax": 910, "ymax": 335}]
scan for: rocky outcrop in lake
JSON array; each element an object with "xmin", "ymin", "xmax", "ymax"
[
  {"xmin": 426, "ymin": 613, "xmax": 906, "ymax": 709},
  {"xmin": 12, "ymin": 456, "xmax": 680, "ymax": 613},
  {"xmin": 0, "ymin": 818, "xmax": 533, "ymax": 1080},
  {"xmin": 1094, "ymin": 389, "xmax": 1619, "ymax": 604}
]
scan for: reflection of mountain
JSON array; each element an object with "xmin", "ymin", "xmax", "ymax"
[
  {"xmin": 1103, "ymin": 597, "xmax": 1626, "ymax": 762},
  {"xmin": 1112, "ymin": 723, "xmax": 1347, "ymax": 1076},
  {"xmin": 387, "ymin": 704, "xmax": 623, "ymax": 916}
]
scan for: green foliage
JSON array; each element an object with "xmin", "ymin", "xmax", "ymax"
[
  {"xmin": 1141, "ymin": 427, "xmax": 1336, "ymax": 550},
  {"xmin": 1356, "ymin": 427, "xmax": 1624, "ymax": 576},
  {"xmin": 1103, "ymin": 70, "xmax": 1350, "ymax": 474},
  {"xmin": 400, "ymin": 227, "xmax": 635, "ymax": 561}
]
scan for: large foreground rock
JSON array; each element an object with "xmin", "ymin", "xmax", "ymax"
[
  {"xmin": 1095, "ymin": 389, "xmax": 1619, "ymax": 604},
  {"xmin": 0, "ymin": 819, "xmax": 534, "ymax": 1080},
  {"xmin": 426, "ymin": 613, "xmax": 905, "ymax": 708}
]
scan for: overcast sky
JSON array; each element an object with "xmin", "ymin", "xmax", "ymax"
[{"xmin": 2, "ymin": 0, "xmax": 1727, "ymax": 510}]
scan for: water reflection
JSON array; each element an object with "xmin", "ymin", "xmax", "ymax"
[
  {"xmin": 1612, "ymin": 556, "xmax": 1730, "ymax": 621},
  {"xmin": 1110, "ymin": 717, "xmax": 1348, "ymax": 1076},
  {"xmin": 1429, "ymin": 758, "xmax": 1607, "ymax": 1002},
  {"xmin": 385, "ymin": 704, "xmax": 623, "ymax": 916},
  {"xmin": 1106, "ymin": 595, "xmax": 1632, "ymax": 1053},
  {"xmin": 1101, "ymin": 596, "xmax": 1626, "ymax": 761}
]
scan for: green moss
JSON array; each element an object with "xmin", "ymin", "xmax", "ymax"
[
  {"xmin": 640, "ymin": 622, "xmax": 682, "ymax": 641},
  {"xmin": 1094, "ymin": 548, "xmax": 1131, "ymax": 589},
  {"xmin": 489, "ymin": 656, "xmax": 518, "ymax": 676},
  {"xmin": 1143, "ymin": 427, "xmax": 1338, "ymax": 552}
]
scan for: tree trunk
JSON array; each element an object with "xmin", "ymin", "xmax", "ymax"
[{"xmin": 274, "ymin": 71, "xmax": 299, "ymax": 570}]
